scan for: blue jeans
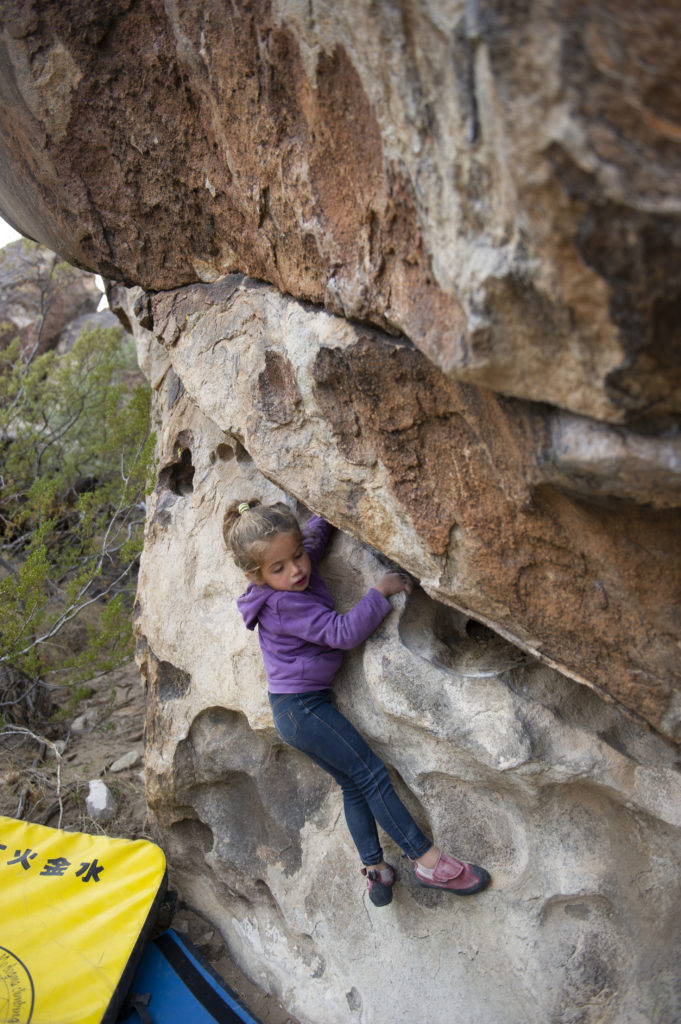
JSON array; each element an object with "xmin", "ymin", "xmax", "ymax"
[{"xmin": 269, "ymin": 690, "xmax": 431, "ymax": 866}]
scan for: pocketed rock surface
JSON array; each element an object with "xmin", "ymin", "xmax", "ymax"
[{"xmin": 123, "ymin": 304, "xmax": 681, "ymax": 1024}]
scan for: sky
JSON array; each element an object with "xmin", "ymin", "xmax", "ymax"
[{"xmin": 0, "ymin": 215, "xmax": 21, "ymax": 248}]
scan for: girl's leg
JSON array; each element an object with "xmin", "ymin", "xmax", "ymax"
[
  {"xmin": 270, "ymin": 691, "xmax": 431, "ymax": 864},
  {"xmin": 303, "ymin": 746, "xmax": 385, "ymax": 866}
]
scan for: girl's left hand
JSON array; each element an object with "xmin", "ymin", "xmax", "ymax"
[{"xmin": 374, "ymin": 572, "xmax": 413, "ymax": 597}]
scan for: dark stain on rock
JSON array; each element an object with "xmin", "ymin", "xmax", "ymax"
[
  {"xmin": 539, "ymin": 0, "xmax": 681, "ymax": 427},
  {"xmin": 549, "ymin": 145, "xmax": 681, "ymax": 426},
  {"xmin": 155, "ymin": 660, "xmax": 191, "ymax": 702},
  {"xmin": 313, "ymin": 331, "xmax": 475, "ymax": 554},
  {"xmin": 257, "ymin": 350, "xmax": 300, "ymax": 424},
  {"xmin": 165, "ymin": 367, "xmax": 185, "ymax": 409},
  {"xmin": 139, "ymin": 646, "xmax": 192, "ymax": 752}
]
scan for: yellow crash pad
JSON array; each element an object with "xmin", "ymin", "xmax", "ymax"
[{"xmin": 0, "ymin": 814, "xmax": 166, "ymax": 1024}]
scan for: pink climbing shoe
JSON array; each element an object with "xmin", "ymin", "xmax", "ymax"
[
  {"xmin": 412, "ymin": 851, "xmax": 490, "ymax": 895},
  {"xmin": 361, "ymin": 863, "xmax": 396, "ymax": 907}
]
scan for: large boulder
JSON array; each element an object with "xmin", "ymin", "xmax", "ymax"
[
  {"xmin": 118, "ymin": 281, "xmax": 681, "ymax": 1024},
  {"xmin": 1, "ymin": 2, "xmax": 680, "ymax": 1020},
  {"xmin": 119, "ymin": 276, "xmax": 681, "ymax": 742},
  {"xmin": 127, "ymin": 299, "xmax": 681, "ymax": 1024},
  {"xmin": 1, "ymin": 1, "xmax": 680, "ymax": 423}
]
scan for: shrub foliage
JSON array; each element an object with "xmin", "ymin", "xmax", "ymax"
[{"xmin": 0, "ymin": 321, "xmax": 155, "ymax": 722}]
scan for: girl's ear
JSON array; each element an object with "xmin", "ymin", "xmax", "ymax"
[{"xmin": 245, "ymin": 570, "xmax": 261, "ymax": 584}]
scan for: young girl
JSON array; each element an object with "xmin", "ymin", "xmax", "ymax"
[{"xmin": 224, "ymin": 499, "xmax": 490, "ymax": 907}]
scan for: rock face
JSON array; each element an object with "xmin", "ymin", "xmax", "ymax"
[
  {"xmin": 118, "ymin": 281, "xmax": 681, "ymax": 1024},
  {"xmin": 124, "ymin": 276, "xmax": 681, "ymax": 743},
  {"xmin": 1, "ymin": 2, "xmax": 680, "ymax": 1021}
]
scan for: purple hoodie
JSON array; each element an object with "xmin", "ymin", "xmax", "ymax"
[{"xmin": 237, "ymin": 516, "xmax": 392, "ymax": 693}]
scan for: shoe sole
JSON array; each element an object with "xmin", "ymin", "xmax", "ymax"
[
  {"xmin": 364, "ymin": 864, "xmax": 396, "ymax": 907},
  {"xmin": 369, "ymin": 888, "xmax": 393, "ymax": 907}
]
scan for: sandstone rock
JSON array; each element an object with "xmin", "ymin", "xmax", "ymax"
[
  {"xmin": 108, "ymin": 750, "xmax": 142, "ymax": 773},
  {"xmin": 1, "ymin": 2, "xmax": 680, "ymax": 423},
  {"xmin": 131, "ymin": 371, "xmax": 681, "ymax": 1024},
  {"xmin": 2, "ymin": 3, "xmax": 680, "ymax": 1021},
  {"xmin": 116, "ymin": 276, "xmax": 681, "ymax": 742}
]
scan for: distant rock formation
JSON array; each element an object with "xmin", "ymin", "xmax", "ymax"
[
  {"xmin": 1, "ymin": 3, "xmax": 680, "ymax": 1022},
  {"xmin": 0, "ymin": 238, "xmax": 101, "ymax": 357}
]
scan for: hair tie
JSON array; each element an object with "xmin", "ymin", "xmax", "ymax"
[{"xmin": 238, "ymin": 502, "xmax": 250, "ymax": 515}]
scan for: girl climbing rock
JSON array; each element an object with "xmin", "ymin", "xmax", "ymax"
[{"xmin": 224, "ymin": 499, "xmax": 491, "ymax": 907}]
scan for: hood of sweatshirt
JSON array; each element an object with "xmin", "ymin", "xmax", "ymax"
[{"xmin": 236, "ymin": 582, "xmax": 272, "ymax": 630}]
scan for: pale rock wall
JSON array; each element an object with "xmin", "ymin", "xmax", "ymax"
[
  {"xmin": 122, "ymin": 276, "xmax": 681, "ymax": 741},
  {"xmin": 118, "ymin": 282, "xmax": 681, "ymax": 1024}
]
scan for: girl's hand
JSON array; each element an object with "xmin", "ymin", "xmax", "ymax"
[{"xmin": 374, "ymin": 572, "xmax": 413, "ymax": 597}]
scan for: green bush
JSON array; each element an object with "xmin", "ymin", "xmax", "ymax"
[{"xmin": 0, "ymin": 322, "xmax": 155, "ymax": 719}]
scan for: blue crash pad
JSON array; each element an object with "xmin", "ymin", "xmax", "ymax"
[{"xmin": 118, "ymin": 929, "xmax": 262, "ymax": 1024}]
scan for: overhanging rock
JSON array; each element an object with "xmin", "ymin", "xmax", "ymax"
[{"xmin": 1, "ymin": 1, "xmax": 680, "ymax": 424}]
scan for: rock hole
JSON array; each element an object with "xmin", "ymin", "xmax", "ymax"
[
  {"xmin": 216, "ymin": 442, "xmax": 235, "ymax": 461},
  {"xmin": 234, "ymin": 440, "xmax": 252, "ymax": 464},
  {"xmin": 158, "ymin": 446, "xmax": 195, "ymax": 496},
  {"xmin": 399, "ymin": 588, "xmax": 526, "ymax": 678},
  {"xmin": 465, "ymin": 619, "xmax": 502, "ymax": 644}
]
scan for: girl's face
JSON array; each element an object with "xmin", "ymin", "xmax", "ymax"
[{"xmin": 253, "ymin": 531, "xmax": 311, "ymax": 592}]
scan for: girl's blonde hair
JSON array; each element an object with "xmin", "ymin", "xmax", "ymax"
[{"xmin": 223, "ymin": 498, "xmax": 302, "ymax": 578}]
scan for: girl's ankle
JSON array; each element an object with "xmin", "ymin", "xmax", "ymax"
[{"xmin": 415, "ymin": 846, "xmax": 440, "ymax": 870}]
